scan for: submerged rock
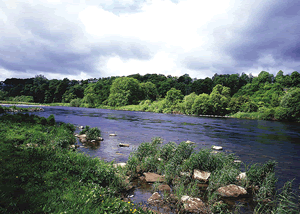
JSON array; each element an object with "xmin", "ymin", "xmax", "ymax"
[
  {"xmin": 143, "ymin": 172, "xmax": 164, "ymax": 183},
  {"xmin": 217, "ymin": 184, "xmax": 247, "ymax": 197},
  {"xmin": 119, "ymin": 143, "xmax": 130, "ymax": 147},
  {"xmin": 193, "ymin": 169, "xmax": 211, "ymax": 182}
]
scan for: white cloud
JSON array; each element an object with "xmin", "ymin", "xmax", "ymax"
[{"xmin": 0, "ymin": 0, "xmax": 300, "ymax": 81}]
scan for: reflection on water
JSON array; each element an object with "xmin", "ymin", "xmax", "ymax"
[{"xmin": 10, "ymin": 105, "xmax": 300, "ymax": 208}]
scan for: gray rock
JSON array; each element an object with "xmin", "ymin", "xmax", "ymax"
[{"xmin": 119, "ymin": 143, "xmax": 130, "ymax": 147}]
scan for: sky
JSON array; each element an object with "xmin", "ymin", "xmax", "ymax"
[{"xmin": 0, "ymin": 0, "xmax": 300, "ymax": 81}]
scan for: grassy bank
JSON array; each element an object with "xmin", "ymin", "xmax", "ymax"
[{"xmin": 0, "ymin": 113, "xmax": 151, "ymax": 214}]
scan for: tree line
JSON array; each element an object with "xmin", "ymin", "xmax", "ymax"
[{"xmin": 1, "ymin": 70, "xmax": 300, "ymax": 121}]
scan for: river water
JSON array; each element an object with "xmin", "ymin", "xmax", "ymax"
[{"xmin": 6, "ymin": 105, "xmax": 300, "ymax": 210}]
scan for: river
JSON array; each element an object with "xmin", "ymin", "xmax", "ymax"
[{"xmin": 5, "ymin": 105, "xmax": 300, "ymax": 211}]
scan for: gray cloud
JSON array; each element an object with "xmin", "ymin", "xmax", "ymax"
[
  {"xmin": 224, "ymin": 0, "xmax": 300, "ymax": 69},
  {"xmin": 0, "ymin": 0, "xmax": 154, "ymax": 79},
  {"xmin": 183, "ymin": 0, "xmax": 300, "ymax": 75}
]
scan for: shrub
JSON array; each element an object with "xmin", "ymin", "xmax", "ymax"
[
  {"xmin": 158, "ymin": 141, "xmax": 177, "ymax": 162},
  {"xmin": 70, "ymin": 98, "xmax": 82, "ymax": 107},
  {"xmin": 86, "ymin": 127, "xmax": 101, "ymax": 141},
  {"xmin": 80, "ymin": 126, "xmax": 90, "ymax": 135},
  {"xmin": 47, "ymin": 114, "xmax": 56, "ymax": 126}
]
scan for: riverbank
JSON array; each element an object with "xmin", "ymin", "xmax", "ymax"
[
  {"xmin": 1, "ymin": 112, "xmax": 299, "ymax": 213},
  {"xmin": 2, "ymin": 101, "xmax": 299, "ymax": 122},
  {"xmin": 0, "ymin": 113, "xmax": 151, "ymax": 214}
]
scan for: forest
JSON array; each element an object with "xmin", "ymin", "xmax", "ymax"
[{"xmin": 1, "ymin": 70, "xmax": 300, "ymax": 121}]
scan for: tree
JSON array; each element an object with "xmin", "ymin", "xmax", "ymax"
[
  {"xmin": 280, "ymin": 88, "xmax": 300, "ymax": 120},
  {"xmin": 165, "ymin": 88, "xmax": 184, "ymax": 106},
  {"xmin": 107, "ymin": 77, "xmax": 141, "ymax": 106},
  {"xmin": 182, "ymin": 92, "xmax": 197, "ymax": 114},
  {"xmin": 192, "ymin": 93, "xmax": 211, "ymax": 115},
  {"xmin": 140, "ymin": 82, "xmax": 158, "ymax": 101},
  {"xmin": 209, "ymin": 84, "xmax": 231, "ymax": 115},
  {"xmin": 291, "ymin": 71, "xmax": 300, "ymax": 87}
]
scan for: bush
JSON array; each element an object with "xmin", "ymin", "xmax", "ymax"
[
  {"xmin": 47, "ymin": 114, "xmax": 56, "ymax": 126},
  {"xmin": 86, "ymin": 127, "xmax": 101, "ymax": 141},
  {"xmin": 70, "ymin": 98, "xmax": 82, "ymax": 107},
  {"xmin": 80, "ymin": 126, "xmax": 90, "ymax": 135}
]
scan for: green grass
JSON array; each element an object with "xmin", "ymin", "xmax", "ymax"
[
  {"xmin": 0, "ymin": 113, "xmax": 151, "ymax": 214},
  {"xmin": 126, "ymin": 138, "xmax": 300, "ymax": 213}
]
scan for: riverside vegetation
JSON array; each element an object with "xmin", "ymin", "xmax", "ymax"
[
  {"xmin": 1, "ymin": 70, "xmax": 300, "ymax": 121},
  {"xmin": 123, "ymin": 138, "xmax": 300, "ymax": 213},
  {"xmin": 0, "ymin": 113, "xmax": 299, "ymax": 213},
  {"xmin": 0, "ymin": 113, "xmax": 152, "ymax": 214}
]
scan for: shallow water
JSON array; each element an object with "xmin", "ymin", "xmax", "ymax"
[{"xmin": 6, "ymin": 105, "xmax": 300, "ymax": 211}]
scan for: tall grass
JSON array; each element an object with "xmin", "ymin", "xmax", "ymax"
[
  {"xmin": 126, "ymin": 138, "xmax": 299, "ymax": 213},
  {"xmin": 0, "ymin": 113, "xmax": 151, "ymax": 214}
]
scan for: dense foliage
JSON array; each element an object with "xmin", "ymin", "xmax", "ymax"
[
  {"xmin": 1, "ymin": 70, "xmax": 300, "ymax": 121},
  {"xmin": 0, "ymin": 114, "xmax": 151, "ymax": 214}
]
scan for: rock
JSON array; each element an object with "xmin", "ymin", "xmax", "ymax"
[
  {"xmin": 217, "ymin": 184, "xmax": 247, "ymax": 197},
  {"xmin": 181, "ymin": 195, "xmax": 190, "ymax": 202},
  {"xmin": 79, "ymin": 126, "xmax": 84, "ymax": 129},
  {"xmin": 98, "ymin": 137, "xmax": 104, "ymax": 141},
  {"xmin": 148, "ymin": 192, "xmax": 162, "ymax": 205},
  {"xmin": 80, "ymin": 138, "xmax": 87, "ymax": 144},
  {"xmin": 193, "ymin": 169, "xmax": 211, "ymax": 182},
  {"xmin": 113, "ymin": 163, "xmax": 127, "ymax": 168},
  {"xmin": 143, "ymin": 172, "xmax": 164, "ymax": 183},
  {"xmin": 74, "ymin": 134, "xmax": 79, "ymax": 137},
  {"xmin": 91, "ymin": 140, "xmax": 96, "ymax": 143},
  {"xmin": 115, "ymin": 152, "xmax": 124, "ymax": 155},
  {"xmin": 181, "ymin": 196, "xmax": 207, "ymax": 213},
  {"xmin": 119, "ymin": 143, "xmax": 130, "ymax": 147},
  {"xmin": 70, "ymin": 145, "xmax": 76, "ymax": 149},
  {"xmin": 234, "ymin": 160, "xmax": 242, "ymax": 163},
  {"xmin": 236, "ymin": 172, "xmax": 247, "ymax": 180},
  {"xmin": 158, "ymin": 184, "xmax": 171, "ymax": 192},
  {"xmin": 78, "ymin": 134, "xmax": 86, "ymax": 138},
  {"xmin": 109, "ymin": 133, "xmax": 117, "ymax": 136},
  {"xmin": 180, "ymin": 172, "xmax": 191, "ymax": 177},
  {"xmin": 186, "ymin": 140, "xmax": 195, "ymax": 144},
  {"xmin": 212, "ymin": 146, "xmax": 223, "ymax": 150}
]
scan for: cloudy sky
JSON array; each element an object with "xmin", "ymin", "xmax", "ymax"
[{"xmin": 0, "ymin": 0, "xmax": 300, "ymax": 81}]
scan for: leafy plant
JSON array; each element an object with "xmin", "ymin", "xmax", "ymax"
[{"xmin": 86, "ymin": 127, "xmax": 101, "ymax": 141}]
